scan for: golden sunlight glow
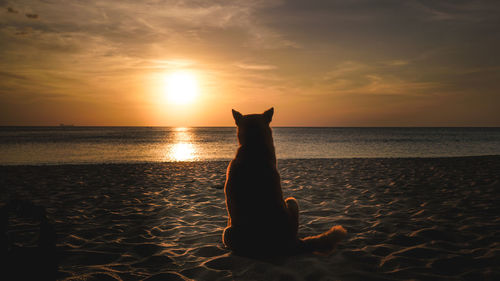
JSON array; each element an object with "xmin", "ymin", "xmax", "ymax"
[
  {"xmin": 174, "ymin": 127, "xmax": 189, "ymax": 132},
  {"xmin": 164, "ymin": 71, "xmax": 198, "ymax": 104},
  {"xmin": 170, "ymin": 143, "xmax": 195, "ymax": 161},
  {"xmin": 164, "ymin": 127, "xmax": 197, "ymax": 161}
]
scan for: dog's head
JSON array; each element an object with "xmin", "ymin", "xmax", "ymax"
[{"xmin": 232, "ymin": 108, "xmax": 274, "ymax": 147}]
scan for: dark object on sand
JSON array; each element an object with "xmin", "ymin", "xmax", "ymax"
[
  {"xmin": 1, "ymin": 199, "xmax": 58, "ymax": 280},
  {"xmin": 223, "ymin": 108, "xmax": 346, "ymax": 257},
  {"xmin": 211, "ymin": 184, "xmax": 224, "ymax": 190}
]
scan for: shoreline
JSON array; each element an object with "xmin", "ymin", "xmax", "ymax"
[
  {"xmin": 2, "ymin": 156, "xmax": 499, "ymax": 280},
  {"xmin": 1, "ymin": 154, "xmax": 500, "ymax": 167}
]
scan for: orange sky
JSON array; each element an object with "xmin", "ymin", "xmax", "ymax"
[{"xmin": 1, "ymin": 1, "xmax": 500, "ymax": 126}]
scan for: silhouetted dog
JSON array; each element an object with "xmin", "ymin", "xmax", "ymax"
[{"xmin": 223, "ymin": 108, "xmax": 346, "ymax": 257}]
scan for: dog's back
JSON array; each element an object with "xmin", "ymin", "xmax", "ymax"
[
  {"xmin": 223, "ymin": 108, "xmax": 346, "ymax": 256},
  {"xmin": 224, "ymin": 109, "xmax": 297, "ymax": 254}
]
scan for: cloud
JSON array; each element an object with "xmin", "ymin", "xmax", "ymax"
[
  {"xmin": 25, "ymin": 13, "xmax": 38, "ymax": 19},
  {"xmin": 0, "ymin": 70, "xmax": 28, "ymax": 80},
  {"xmin": 1, "ymin": 0, "xmax": 499, "ymax": 125},
  {"xmin": 15, "ymin": 27, "xmax": 32, "ymax": 36},
  {"xmin": 236, "ymin": 63, "xmax": 277, "ymax": 71},
  {"xmin": 6, "ymin": 7, "xmax": 18, "ymax": 13},
  {"xmin": 385, "ymin": 60, "xmax": 410, "ymax": 66},
  {"xmin": 149, "ymin": 59, "xmax": 195, "ymax": 69},
  {"xmin": 318, "ymin": 59, "xmax": 443, "ymax": 98},
  {"xmin": 407, "ymin": 0, "xmax": 500, "ymax": 22}
]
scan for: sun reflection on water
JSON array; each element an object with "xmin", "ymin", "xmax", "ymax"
[
  {"xmin": 166, "ymin": 127, "xmax": 198, "ymax": 161},
  {"xmin": 170, "ymin": 143, "xmax": 195, "ymax": 161},
  {"xmin": 174, "ymin": 127, "xmax": 188, "ymax": 132}
]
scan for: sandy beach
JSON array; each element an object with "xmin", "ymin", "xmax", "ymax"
[{"xmin": 1, "ymin": 156, "xmax": 499, "ymax": 280}]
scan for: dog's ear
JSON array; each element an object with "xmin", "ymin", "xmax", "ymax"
[
  {"xmin": 232, "ymin": 109, "xmax": 243, "ymax": 126},
  {"xmin": 263, "ymin": 107, "xmax": 274, "ymax": 123}
]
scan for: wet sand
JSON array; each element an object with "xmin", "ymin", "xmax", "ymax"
[{"xmin": 1, "ymin": 156, "xmax": 499, "ymax": 280}]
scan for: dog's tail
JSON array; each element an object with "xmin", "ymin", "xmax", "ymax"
[{"xmin": 297, "ymin": 225, "xmax": 347, "ymax": 254}]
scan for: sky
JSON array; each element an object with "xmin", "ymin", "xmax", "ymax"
[{"xmin": 1, "ymin": 0, "xmax": 499, "ymax": 126}]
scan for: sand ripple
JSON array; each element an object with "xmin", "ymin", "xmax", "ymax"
[{"xmin": 1, "ymin": 156, "xmax": 499, "ymax": 280}]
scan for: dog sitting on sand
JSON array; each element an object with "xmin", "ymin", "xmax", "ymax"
[{"xmin": 223, "ymin": 108, "xmax": 346, "ymax": 257}]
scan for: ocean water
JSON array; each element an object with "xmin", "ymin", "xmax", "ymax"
[{"xmin": 1, "ymin": 127, "xmax": 499, "ymax": 165}]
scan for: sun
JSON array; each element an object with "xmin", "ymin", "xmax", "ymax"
[{"xmin": 164, "ymin": 71, "xmax": 198, "ymax": 104}]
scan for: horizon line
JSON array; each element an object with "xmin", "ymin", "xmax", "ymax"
[{"xmin": 1, "ymin": 125, "xmax": 499, "ymax": 128}]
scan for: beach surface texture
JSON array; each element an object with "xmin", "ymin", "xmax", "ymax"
[{"xmin": 1, "ymin": 156, "xmax": 499, "ymax": 280}]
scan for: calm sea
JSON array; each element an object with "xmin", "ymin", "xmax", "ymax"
[{"xmin": 1, "ymin": 127, "xmax": 499, "ymax": 165}]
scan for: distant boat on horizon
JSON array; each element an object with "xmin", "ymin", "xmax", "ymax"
[{"xmin": 59, "ymin": 123, "xmax": 75, "ymax": 127}]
